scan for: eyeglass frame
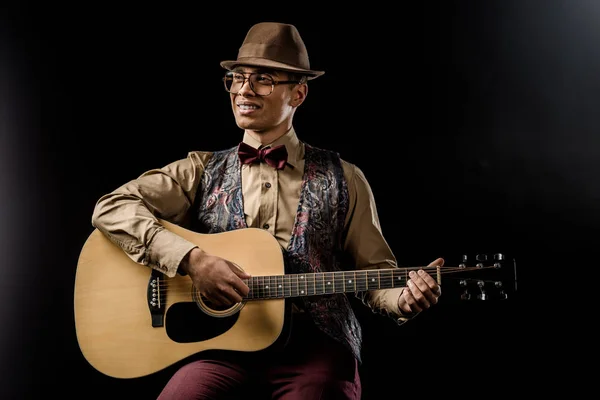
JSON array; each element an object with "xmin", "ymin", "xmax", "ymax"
[{"xmin": 222, "ymin": 71, "xmax": 304, "ymax": 96}]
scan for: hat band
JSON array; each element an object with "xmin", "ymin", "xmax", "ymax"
[{"xmin": 237, "ymin": 43, "xmax": 310, "ymax": 71}]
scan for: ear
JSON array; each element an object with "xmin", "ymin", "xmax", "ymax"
[{"xmin": 291, "ymin": 83, "xmax": 308, "ymax": 107}]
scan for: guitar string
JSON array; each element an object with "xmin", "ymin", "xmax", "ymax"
[
  {"xmin": 154, "ymin": 266, "xmax": 501, "ymax": 299},
  {"xmin": 155, "ymin": 264, "xmax": 492, "ymax": 288},
  {"xmin": 154, "ymin": 266, "xmax": 496, "ymax": 287}
]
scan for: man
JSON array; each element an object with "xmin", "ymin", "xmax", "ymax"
[{"xmin": 91, "ymin": 21, "xmax": 442, "ymax": 399}]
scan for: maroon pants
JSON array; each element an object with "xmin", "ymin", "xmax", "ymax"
[{"xmin": 156, "ymin": 314, "xmax": 361, "ymax": 400}]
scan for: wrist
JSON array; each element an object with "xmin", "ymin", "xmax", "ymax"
[{"xmin": 177, "ymin": 247, "xmax": 199, "ymax": 276}]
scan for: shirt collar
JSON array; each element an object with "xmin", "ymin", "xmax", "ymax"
[{"xmin": 241, "ymin": 127, "xmax": 302, "ymax": 169}]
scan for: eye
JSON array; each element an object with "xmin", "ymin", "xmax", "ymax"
[{"xmin": 254, "ymin": 74, "xmax": 273, "ymax": 85}]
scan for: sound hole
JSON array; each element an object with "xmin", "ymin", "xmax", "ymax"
[
  {"xmin": 165, "ymin": 302, "xmax": 239, "ymax": 343},
  {"xmin": 192, "ymin": 288, "xmax": 244, "ymax": 318},
  {"xmin": 200, "ymin": 296, "xmax": 234, "ymax": 312}
]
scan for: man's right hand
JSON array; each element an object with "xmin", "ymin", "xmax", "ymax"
[{"xmin": 179, "ymin": 247, "xmax": 251, "ymax": 307}]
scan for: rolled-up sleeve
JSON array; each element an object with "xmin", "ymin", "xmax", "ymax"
[{"xmin": 91, "ymin": 151, "xmax": 212, "ymax": 277}]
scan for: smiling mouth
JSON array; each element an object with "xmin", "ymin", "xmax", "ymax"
[{"xmin": 237, "ymin": 104, "xmax": 260, "ymax": 111}]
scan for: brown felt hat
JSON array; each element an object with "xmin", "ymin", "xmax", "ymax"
[{"xmin": 220, "ymin": 22, "xmax": 325, "ymax": 80}]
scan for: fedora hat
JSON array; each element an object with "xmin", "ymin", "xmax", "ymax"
[{"xmin": 220, "ymin": 22, "xmax": 324, "ymax": 80}]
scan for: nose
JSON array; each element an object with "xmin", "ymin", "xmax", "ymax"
[{"xmin": 237, "ymin": 77, "xmax": 256, "ymax": 97}]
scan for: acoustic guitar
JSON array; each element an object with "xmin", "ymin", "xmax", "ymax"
[{"xmin": 73, "ymin": 219, "xmax": 516, "ymax": 379}]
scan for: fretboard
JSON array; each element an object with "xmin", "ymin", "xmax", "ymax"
[{"xmin": 243, "ymin": 268, "xmax": 408, "ymax": 300}]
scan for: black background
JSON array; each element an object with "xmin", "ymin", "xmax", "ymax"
[{"xmin": 2, "ymin": 1, "xmax": 597, "ymax": 398}]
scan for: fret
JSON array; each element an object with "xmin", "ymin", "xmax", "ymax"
[
  {"xmin": 303, "ymin": 274, "xmax": 308, "ymax": 296},
  {"xmin": 298, "ymin": 274, "xmax": 306, "ymax": 296},
  {"xmin": 272, "ymin": 275, "xmax": 278, "ymax": 297},
  {"xmin": 276, "ymin": 275, "xmax": 284, "ymax": 298},
  {"xmin": 263, "ymin": 276, "xmax": 270, "ymax": 298},
  {"xmin": 314, "ymin": 272, "xmax": 325, "ymax": 294},
  {"xmin": 334, "ymin": 271, "xmax": 344, "ymax": 294},
  {"xmin": 255, "ymin": 276, "xmax": 262, "ymax": 299},
  {"xmin": 261, "ymin": 276, "xmax": 267, "ymax": 298},
  {"xmin": 246, "ymin": 278, "xmax": 254, "ymax": 299},
  {"xmin": 269, "ymin": 275, "xmax": 276, "ymax": 298},
  {"xmin": 262, "ymin": 276, "xmax": 268, "ymax": 298},
  {"xmin": 355, "ymin": 270, "xmax": 368, "ymax": 291},
  {"xmin": 305, "ymin": 273, "xmax": 315, "ymax": 296},
  {"xmin": 392, "ymin": 270, "xmax": 405, "ymax": 288},
  {"xmin": 365, "ymin": 270, "xmax": 380, "ymax": 290},
  {"xmin": 324, "ymin": 272, "xmax": 334, "ymax": 294},
  {"xmin": 342, "ymin": 271, "xmax": 357, "ymax": 292},
  {"xmin": 380, "ymin": 269, "xmax": 393, "ymax": 290},
  {"xmin": 290, "ymin": 274, "xmax": 297, "ymax": 297},
  {"xmin": 285, "ymin": 275, "xmax": 290, "ymax": 297}
]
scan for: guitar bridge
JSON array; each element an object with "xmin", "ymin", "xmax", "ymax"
[{"xmin": 147, "ymin": 269, "xmax": 166, "ymax": 327}]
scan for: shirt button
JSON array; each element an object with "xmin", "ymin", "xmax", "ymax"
[
  {"xmin": 265, "ymin": 182, "xmax": 271, "ymax": 188},
  {"xmin": 263, "ymin": 224, "xmax": 269, "ymax": 229}
]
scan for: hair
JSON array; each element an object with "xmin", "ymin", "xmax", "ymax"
[{"xmin": 287, "ymin": 72, "xmax": 308, "ymax": 85}]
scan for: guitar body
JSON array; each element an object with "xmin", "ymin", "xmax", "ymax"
[{"xmin": 74, "ymin": 220, "xmax": 287, "ymax": 379}]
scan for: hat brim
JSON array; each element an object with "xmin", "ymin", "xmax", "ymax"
[{"xmin": 220, "ymin": 58, "xmax": 324, "ymax": 80}]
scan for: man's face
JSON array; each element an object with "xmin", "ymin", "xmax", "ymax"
[{"xmin": 227, "ymin": 66, "xmax": 302, "ymax": 133}]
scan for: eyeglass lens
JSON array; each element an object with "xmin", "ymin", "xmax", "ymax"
[{"xmin": 224, "ymin": 72, "xmax": 274, "ymax": 96}]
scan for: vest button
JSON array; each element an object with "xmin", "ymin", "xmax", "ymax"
[{"xmin": 263, "ymin": 224, "xmax": 269, "ymax": 229}]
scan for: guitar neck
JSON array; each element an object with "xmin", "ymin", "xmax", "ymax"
[{"xmin": 243, "ymin": 268, "xmax": 416, "ymax": 300}]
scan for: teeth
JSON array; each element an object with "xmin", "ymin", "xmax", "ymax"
[{"xmin": 238, "ymin": 104, "xmax": 258, "ymax": 110}]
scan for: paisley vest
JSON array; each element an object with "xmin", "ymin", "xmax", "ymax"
[{"xmin": 191, "ymin": 143, "xmax": 363, "ymax": 362}]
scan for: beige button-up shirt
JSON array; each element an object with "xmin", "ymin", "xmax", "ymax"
[{"xmin": 91, "ymin": 128, "xmax": 409, "ymax": 323}]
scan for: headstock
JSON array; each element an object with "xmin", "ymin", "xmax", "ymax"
[{"xmin": 442, "ymin": 253, "xmax": 517, "ymax": 301}]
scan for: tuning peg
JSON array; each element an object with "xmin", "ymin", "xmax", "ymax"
[
  {"xmin": 493, "ymin": 253, "xmax": 505, "ymax": 268},
  {"xmin": 495, "ymin": 281, "xmax": 508, "ymax": 299},
  {"xmin": 459, "ymin": 280, "xmax": 470, "ymax": 300},
  {"xmin": 476, "ymin": 280, "xmax": 487, "ymax": 300},
  {"xmin": 476, "ymin": 254, "xmax": 488, "ymax": 262}
]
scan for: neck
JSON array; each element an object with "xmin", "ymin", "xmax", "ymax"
[{"xmin": 246, "ymin": 124, "xmax": 292, "ymax": 146}]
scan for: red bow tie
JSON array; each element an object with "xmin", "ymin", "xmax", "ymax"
[{"xmin": 238, "ymin": 142, "xmax": 288, "ymax": 170}]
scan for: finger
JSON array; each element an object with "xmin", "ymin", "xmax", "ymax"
[
  {"xmin": 399, "ymin": 287, "xmax": 421, "ymax": 314},
  {"xmin": 222, "ymin": 286, "xmax": 244, "ymax": 304},
  {"xmin": 230, "ymin": 262, "xmax": 252, "ymax": 279},
  {"xmin": 416, "ymin": 269, "xmax": 440, "ymax": 304},
  {"xmin": 409, "ymin": 270, "xmax": 432, "ymax": 296},
  {"xmin": 205, "ymin": 292, "xmax": 231, "ymax": 308},
  {"xmin": 427, "ymin": 257, "xmax": 445, "ymax": 267},
  {"xmin": 230, "ymin": 275, "xmax": 250, "ymax": 297},
  {"xmin": 405, "ymin": 281, "xmax": 426, "ymax": 313}
]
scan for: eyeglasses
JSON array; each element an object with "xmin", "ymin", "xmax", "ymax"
[{"xmin": 223, "ymin": 71, "xmax": 302, "ymax": 96}]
